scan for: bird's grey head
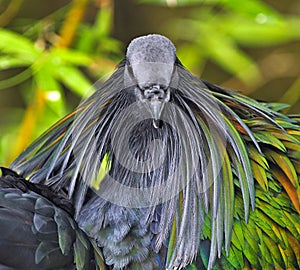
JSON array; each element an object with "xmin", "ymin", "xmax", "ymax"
[{"xmin": 125, "ymin": 34, "xmax": 177, "ymax": 128}]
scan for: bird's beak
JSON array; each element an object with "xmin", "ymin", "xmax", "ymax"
[
  {"xmin": 125, "ymin": 62, "xmax": 174, "ymax": 128},
  {"xmin": 140, "ymin": 84, "xmax": 170, "ymax": 128}
]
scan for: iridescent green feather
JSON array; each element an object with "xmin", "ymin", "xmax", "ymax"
[{"xmin": 216, "ymin": 97, "xmax": 300, "ymax": 269}]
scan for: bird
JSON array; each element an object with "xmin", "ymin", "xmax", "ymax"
[{"xmin": 0, "ymin": 34, "xmax": 299, "ymax": 270}]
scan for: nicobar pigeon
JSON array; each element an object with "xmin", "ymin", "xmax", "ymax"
[{"xmin": 1, "ymin": 34, "xmax": 300, "ymax": 270}]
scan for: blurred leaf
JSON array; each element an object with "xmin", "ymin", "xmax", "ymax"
[
  {"xmin": 280, "ymin": 77, "xmax": 300, "ymax": 112},
  {"xmin": 0, "ymin": 68, "xmax": 33, "ymax": 89},
  {"xmin": 0, "ymin": 56, "xmax": 32, "ymax": 69},
  {"xmin": 35, "ymin": 66, "xmax": 61, "ymax": 92},
  {"xmin": 0, "ymin": 2, "xmax": 122, "ymax": 164},
  {"xmin": 203, "ymin": 31, "xmax": 261, "ymax": 84},
  {"xmin": 76, "ymin": 7, "xmax": 121, "ymax": 58},
  {"xmin": 227, "ymin": 17, "xmax": 300, "ymax": 46},
  {"xmin": 35, "ymin": 66, "xmax": 65, "ymax": 116},
  {"xmin": 172, "ymin": 18, "xmax": 261, "ymax": 84},
  {"xmin": 222, "ymin": 0, "xmax": 280, "ymax": 19},
  {"xmin": 55, "ymin": 66, "xmax": 93, "ymax": 96},
  {"xmin": 96, "ymin": 5, "xmax": 112, "ymax": 36},
  {"xmin": 176, "ymin": 43, "xmax": 206, "ymax": 73},
  {"xmin": 51, "ymin": 48, "xmax": 92, "ymax": 65},
  {"xmin": 138, "ymin": 0, "xmax": 221, "ymax": 6},
  {"xmin": 0, "ymin": 29, "xmax": 41, "ymax": 60},
  {"xmin": 0, "ymin": 29, "xmax": 40, "ymax": 89},
  {"xmin": 168, "ymin": 0, "xmax": 300, "ymax": 86}
]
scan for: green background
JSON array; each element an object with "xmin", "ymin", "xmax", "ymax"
[{"xmin": 0, "ymin": 0, "xmax": 300, "ymax": 165}]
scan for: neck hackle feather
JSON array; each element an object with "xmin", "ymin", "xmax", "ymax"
[{"xmin": 11, "ymin": 53, "xmax": 300, "ymax": 269}]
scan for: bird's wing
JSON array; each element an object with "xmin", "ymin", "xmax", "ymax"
[
  {"xmin": 225, "ymin": 111, "xmax": 300, "ymax": 270},
  {"xmin": 184, "ymin": 81, "xmax": 300, "ymax": 269},
  {"xmin": 0, "ymin": 167, "xmax": 104, "ymax": 270}
]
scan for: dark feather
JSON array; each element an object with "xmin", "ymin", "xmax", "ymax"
[{"xmin": 0, "ymin": 168, "xmax": 99, "ymax": 270}]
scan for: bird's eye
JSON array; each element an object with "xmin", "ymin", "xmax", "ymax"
[{"xmin": 126, "ymin": 62, "xmax": 135, "ymax": 78}]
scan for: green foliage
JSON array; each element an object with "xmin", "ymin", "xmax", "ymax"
[
  {"xmin": 167, "ymin": 1, "xmax": 300, "ymax": 84},
  {"xmin": 1, "ymin": 0, "xmax": 300, "ymax": 165},
  {"xmin": 0, "ymin": 3, "xmax": 121, "ymax": 165}
]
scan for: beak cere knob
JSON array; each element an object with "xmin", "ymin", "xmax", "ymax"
[
  {"xmin": 140, "ymin": 84, "xmax": 169, "ymax": 129},
  {"xmin": 143, "ymin": 85, "xmax": 165, "ymax": 100}
]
